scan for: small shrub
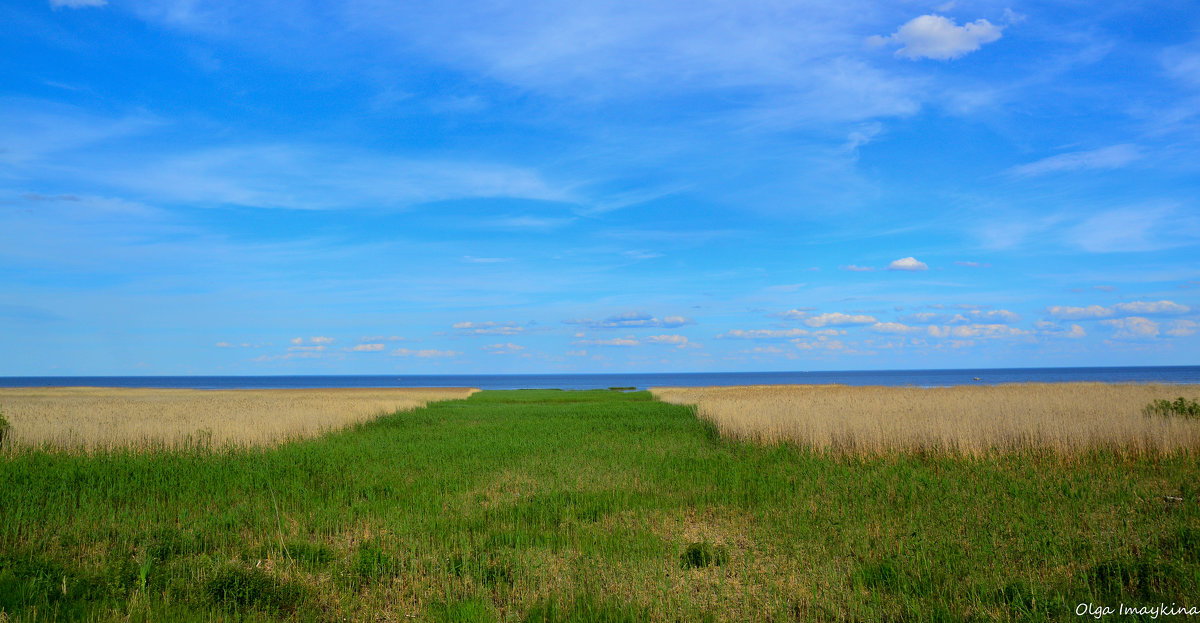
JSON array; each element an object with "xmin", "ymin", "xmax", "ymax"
[
  {"xmin": 0, "ymin": 411, "xmax": 10, "ymax": 448},
  {"xmin": 680, "ymin": 542, "xmax": 727, "ymax": 569},
  {"xmin": 1143, "ymin": 397, "xmax": 1200, "ymax": 418}
]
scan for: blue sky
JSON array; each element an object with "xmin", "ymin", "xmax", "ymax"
[{"xmin": 2, "ymin": 0, "xmax": 1199, "ymax": 375}]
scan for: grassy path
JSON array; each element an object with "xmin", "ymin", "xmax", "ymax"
[{"xmin": 1, "ymin": 389, "xmax": 1197, "ymax": 621}]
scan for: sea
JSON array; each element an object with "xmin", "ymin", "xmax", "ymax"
[{"xmin": 2, "ymin": 366, "xmax": 1199, "ymax": 390}]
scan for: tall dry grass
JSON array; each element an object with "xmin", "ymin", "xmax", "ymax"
[
  {"xmin": 0, "ymin": 387, "xmax": 478, "ymax": 452},
  {"xmin": 651, "ymin": 383, "xmax": 1200, "ymax": 455}
]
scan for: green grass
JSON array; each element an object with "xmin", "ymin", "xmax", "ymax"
[{"xmin": 1, "ymin": 389, "xmax": 1197, "ymax": 621}]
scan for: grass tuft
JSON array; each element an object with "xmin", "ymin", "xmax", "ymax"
[{"xmin": 679, "ymin": 542, "xmax": 727, "ymax": 569}]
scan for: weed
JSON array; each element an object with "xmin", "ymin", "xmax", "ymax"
[
  {"xmin": 1144, "ymin": 396, "xmax": 1200, "ymax": 419},
  {"xmin": 680, "ymin": 542, "xmax": 728, "ymax": 569},
  {"xmin": 204, "ymin": 565, "xmax": 305, "ymax": 613}
]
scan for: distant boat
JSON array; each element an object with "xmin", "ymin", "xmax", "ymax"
[{"xmin": 973, "ymin": 377, "xmax": 981, "ymax": 381}]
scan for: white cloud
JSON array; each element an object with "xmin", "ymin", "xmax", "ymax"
[
  {"xmin": 392, "ymin": 348, "xmax": 460, "ymax": 358},
  {"xmin": 1008, "ymin": 144, "xmax": 1142, "ymax": 177},
  {"xmin": 1036, "ymin": 320, "xmax": 1087, "ymax": 338},
  {"xmin": 887, "ymin": 256, "xmax": 928, "ymax": 271},
  {"xmin": 1066, "ymin": 206, "xmax": 1196, "ymax": 253},
  {"xmin": 955, "ymin": 261, "xmax": 989, "ymax": 267},
  {"xmin": 352, "ymin": 343, "xmax": 385, "ymax": 352},
  {"xmin": 565, "ymin": 311, "xmax": 692, "ymax": 330},
  {"xmin": 869, "ymin": 322, "xmax": 920, "ymax": 334},
  {"xmin": 804, "ymin": 312, "xmax": 877, "ymax": 327},
  {"xmin": 928, "ymin": 324, "xmax": 1026, "ymax": 338},
  {"xmin": 1048, "ymin": 300, "xmax": 1190, "ymax": 320},
  {"xmin": 970, "ymin": 309, "xmax": 1020, "ymax": 323},
  {"xmin": 718, "ymin": 328, "xmax": 810, "ymax": 339},
  {"xmin": 88, "ymin": 144, "xmax": 571, "ymax": 210},
  {"xmin": 453, "ymin": 321, "xmax": 526, "ymax": 335},
  {"xmin": 1113, "ymin": 301, "xmax": 1190, "ymax": 315},
  {"xmin": 645, "ymin": 334, "xmax": 695, "ymax": 348},
  {"xmin": 904, "ymin": 312, "xmax": 968, "ymax": 324},
  {"xmin": 793, "ymin": 339, "xmax": 845, "ymax": 351},
  {"xmin": 482, "ymin": 342, "xmax": 525, "ymax": 354},
  {"xmin": 574, "ymin": 336, "xmax": 640, "ymax": 346},
  {"xmin": 1101, "ymin": 317, "xmax": 1160, "ymax": 340},
  {"xmin": 50, "ymin": 0, "xmax": 106, "ymax": 8},
  {"xmin": 1167, "ymin": 320, "xmax": 1198, "ymax": 337},
  {"xmin": 841, "ymin": 264, "xmax": 875, "ymax": 272},
  {"xmin": 774, "ymin": 309, "xmax": 812, "ymax": 321},
  {"xmin": 872, "ymin": 15, "xmax": 1003, "ymax": 61},
  {"xmin": 311, "ymin": 336, "xmax": 334, "ymax": 344}
]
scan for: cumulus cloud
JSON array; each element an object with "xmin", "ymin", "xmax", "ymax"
[
  {"xmin": 804, "ymin": 312, "xmax": 877, "ymax": 327},
  {"xmin": 718, "ymin": 328, "xmax": 810, "ymax": 339},
  {"xmin": 1048, "ymin": 300, "xmax": 1190, "ymax": 319},
  {"xmin": 871, "ymin": 15, "xmax": 1003, "ymax": 61},
  {"xmin": 565, "ymin": 311, "xmax": 692, "ymax": 330},
  {"xmin": 1008, "ymin": 144, "xmax": 1142, "ymax": 177},
  {"xmin": 392, "ymin": 348, "xmax": 460, "ymax": 358},
  {"xmin": 1101, "ymin": 317, "xmax": 1160, "ymax": 340},
  {"xmin": 645, "ymin": 334, "xmax": 695, "ymax": 348},
  {"xmin": 352, "ymin": 343, "xmax": 385, "ymax": 352},
  {"xmin": 453, "ymin": 321, "xmax": 525, "ymax": 335},
  {"xmin": 887, "ymin": 257, "xmax": 929, "ymax": 271},
  {"xmin": 1036, "ymin": 320, "xmax": 1087, "ymax": 338},
  {"xmin": 841, "ymin": 264, "xmax": 875, "ymax": 272},
  {"xmin": 482, "ymin": 342, "xmax": 525, "ymax": 354}
]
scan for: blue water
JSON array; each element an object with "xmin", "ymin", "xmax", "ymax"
[{"xmin": 2, "ymin": 367, "xmax": 1199, "ymax": 390}]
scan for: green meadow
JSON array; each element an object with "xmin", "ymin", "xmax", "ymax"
[{"xmin": 1, "ymin": 389, "xmax": 1197, "ymax": 621}]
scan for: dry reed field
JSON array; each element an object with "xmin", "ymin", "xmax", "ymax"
[
  {"xmin": 651, "ymin": 382, "xmax": 1200, "ymax": 455},
  {"xmin": 0, "ymin": 386, "xmax": 478, "ymax": 451}
]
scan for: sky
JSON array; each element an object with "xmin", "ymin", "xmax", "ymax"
[{"xmin": 2, "ymin": 0, "xmax": 1199, "ymax": 375}]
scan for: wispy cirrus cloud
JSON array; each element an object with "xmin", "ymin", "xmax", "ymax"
[
  {"xmin": 1008, "ymin": 144, "xmax": 1142, "ymax": 177},
  {"xmin": 573, "ymin": 336, "xmax": 639, "ymax": 347},
  {"xmin": 453, "ymin": 321, "xmax": 526, "ymax": 336},
  {"xmin": 565, "ymin": 311, "xmax": 692, "ymax": 330},
  {"xmin": 482, "ymin": 342, "xmax": 525, "ymax": 354},
  {"xmin": 392, "ymin": 348, "xmax": 460, "ymax": 358},
  {"xmin": 719, "ymin": 328, "xmax": 810, "ymax": 339}
]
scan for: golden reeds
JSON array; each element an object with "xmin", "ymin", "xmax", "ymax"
[
  {"xmin": 0, "ymin": 386, "xmax": 478, "ymax": 451},
  {"xmin": 651, "ymin": 383, "xmax": 1200, "ymax": 455}
]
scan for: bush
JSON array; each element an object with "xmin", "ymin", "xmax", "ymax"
[
  {"xmin": 0, "ymin": 411, "xmax": 10, "ymax": 448},
  {"xmin": 1143, "ymin": 397, "xmax": 1200, "ymax": 419}
]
